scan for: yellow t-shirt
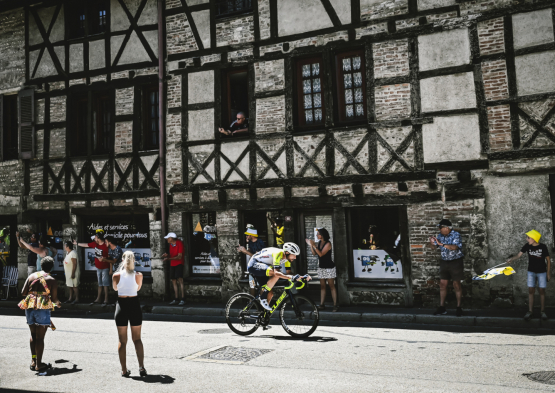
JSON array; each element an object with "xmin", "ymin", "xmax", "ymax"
[{"xmin": 276, "ymin": 226, "xmax": 284, "ymax": 245}]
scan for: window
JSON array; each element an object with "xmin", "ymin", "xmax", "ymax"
[
  {"xmin": 68, "ymin": 0, "xmax": 109, "ymax": 39},
  {"xmin": 1, "ymin": 95, "xmax": 18, "ymax": 161},
  {"xmin": 70, "ymin": 90, "xmax": 113, "ymax": 156},
  {"xmin": 336, "ymin": 50, "xmax": 367, "ymax": 122},
  {"xmin": 349, "ymin": 207, "xmax": 403, "ymax": 281},
  {"xmin": 141, "ymin": 85, "xmax": 159, "ymax": 151},
  {"xmin": 296, "ymin": 57, "xmax": 325, "ymax": 127},
  {"xmin": 221, "ymin": 68, "xmax": 249, "ymax": 137},
  {"xmin": 190, "ymin": 213, "xmax": 220, "ymax": 276},
  {"xmin": 215, "ymin": 0, "xmax": 253, "ymax": 17}
]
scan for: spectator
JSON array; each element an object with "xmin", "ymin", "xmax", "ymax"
[
  {"xmin": 16, "ymin": 232, "xmax": 53, "ymax": 272},
  {"xmin": 218, "ymin": 112, "xmax": 248, "ymax": 136},
  {"xmin": 162, "ymin": 232, "xmax": 185, "ymax": 306},
  {"xmin": 429, "ymin": 219, "xmax": 464, "ymax": 317},
  {"xmin": 507, "ymin": 230, "xmax": 551, "ymax": 321},
  {"xmin": 113, "ymin": 251, "xmax": 146, "ymax": 377},
  {"xmin": 18, "ymin": 256, "xmax": 60, "ymax": 372},
  {"xmin": 63, "ymin": 241, "xmax": 79, "ymax": 304},
  {"xmin": 237, "ymin": 226, "xmax": 266, "ymax": 296},
  {"xmin": 103, "ymin": 236, "xmax": 124, "ymax": 275},
  {"xmin": 74, "ymin": 229, "xmax": 110, "ymax": 306},
  {"xmin": 306, "ymin": 228, "xmax": 338, "ymax": 312},
  {"xmin": 17, "ymin": 231, "xmax": 39, "ymax": 276},
  {"xmin": 267, "ymin": 214, "xmax": 285, "ymax": 248}
]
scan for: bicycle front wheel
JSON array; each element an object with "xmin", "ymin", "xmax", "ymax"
[
  {"xmin": 279, "ymin": 295, "xmax": 319, "ymax": 338},
  {"xmin": 225, "ymin": 293, "xmax": 262, "ymax": 336}
]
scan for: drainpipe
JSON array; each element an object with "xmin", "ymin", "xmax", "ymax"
[
  {"xmin": 157, "ymin": 0, "xmax": 168, "ymax": 299},
  {"xmin": 158, "ymin": 0, "xmax": 166, "ymax": 236}
]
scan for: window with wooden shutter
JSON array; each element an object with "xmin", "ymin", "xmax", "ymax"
[{"xmin": 18, "ymin": 89, "xmax": 35, "ymax": 160}]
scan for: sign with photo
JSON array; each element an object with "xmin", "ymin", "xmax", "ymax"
[
  {"xmin": 353, "ymin": 249, "xmax": 403, "ymax": 279},
  {"xmin": 191, "ymin": 212, "xmax": 220, "ymax": 275},
  {"xmin": 51, "ymin": 249, "xmax": 65, "ymax": 272},
  {"xmin": 83, "ymin": 248, "xmax": 152, "ymax": 272}
]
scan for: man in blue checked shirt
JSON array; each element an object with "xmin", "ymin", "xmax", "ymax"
[{"xmin": 429, "ymin": 219, "xmax": 464, "ymax": 317}]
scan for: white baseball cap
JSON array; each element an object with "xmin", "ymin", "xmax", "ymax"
[{"xmin": 164, "ymin": 232, "xmax": 177, "ymax": 239}]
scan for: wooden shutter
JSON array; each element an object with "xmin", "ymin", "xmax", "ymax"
[
  {"xmin": 18, "ymin": 89, "xmax": 34, "ymax": 159},
  {"xmin": 0, "ymin": 94, "xmax": 3, "ymax": 162}
]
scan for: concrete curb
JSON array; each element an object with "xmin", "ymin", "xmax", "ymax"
[{"xmin": 1, "ymin": 300, "xmax": 553, "ymax": 330}]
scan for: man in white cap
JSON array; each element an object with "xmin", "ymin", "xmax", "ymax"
[
  {"xmin": 237, "ymin": 226, "xmax": 266, "ymax": 296},
  {"xmin": 162, "ymin": 232, "xmax": 185, "ymax": 306}
]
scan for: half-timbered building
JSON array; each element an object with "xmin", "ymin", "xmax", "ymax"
[{"xmin": 1, "ymin": 0, "xmax": 555, "ymax": 309}]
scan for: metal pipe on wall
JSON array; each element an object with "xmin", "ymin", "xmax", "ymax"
[{"xmin": 157, "ymin": 0, "xmax": 166, "ymax": 237}]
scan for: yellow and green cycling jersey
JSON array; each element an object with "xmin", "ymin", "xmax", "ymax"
[{"xmin": 248, "ymin": 247, "xmax": 291, "ymax": 273}]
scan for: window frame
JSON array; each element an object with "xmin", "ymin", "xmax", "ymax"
[
  {"xmin": 69, "ymin": 89, "xmax": 114, "ymax": 157},
  {"xmin": 214, "ymin": 0, "xmax": 253, "ymax": 19},
  {"xmin": 335, "ymin": 49, "xmax": 367, "ymax": 124},
  {"xmin": 294, "ymin": 56, "xmax": 326, "ymax": 130},
  {"xmin": 67, "ymin": 0, "xmax": 110, "ymax": 40},
  {"xmin": 220, "ymin": 67, "xmax": 250, "ymax": 139},
  {"xmin": 141, "ymin": 84, "xmax": 160, "ymax": 151}
]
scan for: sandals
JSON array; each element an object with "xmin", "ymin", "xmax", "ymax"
[
  {"xmin": 316, "ymin": 304, "xmax": 326, "ymax": 311},
  {"xmin": 333, "ymin": 305, "xmax": 339, "ymax": 312},
  {"xmin": 89, "ymin": 301, "xmax": 101, "ymax": 306},
  {"xmin": 122, "ymin": 370, "xmax": 131, "ymax": 377},
  {"xmin": 101, "ymin": 303, "xmax": 107, "ymax": 308},
  {"xmin": 36, "ymin": 363, "xmax": 52, "ymax": 372},
  {"xmin": 139, "ymin": 367, "xmax": 147, "ymax": 377}
]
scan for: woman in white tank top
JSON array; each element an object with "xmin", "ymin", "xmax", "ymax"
[{"xmin": 112, "ymin": 251, "xmax": 146, "ymax": 377}]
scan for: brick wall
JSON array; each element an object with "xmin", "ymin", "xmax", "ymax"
[
  {"xmin": 373, "ymin": 39, "xmax": 409, "ymax": 79},
  {"xmin": 257, "ymin": 187, "xmax": 284, "ymax": 199},
  {"xmin": 115, "ymin": 121, "xmax": 133, "ymax": 154},
  {"xmin": 254, "ymin": 59, "xmax": 285, "ymax": 93},
  {"xmin": 216, "ymin": 15, "xmax": 255, "ymax": 47},
  {"xmin": 481, "ymin": 59, "xmax": 509, "ymax": 101},
  {"xmin": 226, "ymin": 188, "xmax": 248, "ymax": 200},
  {"xmin": 374, "ymin": 84, "xmax": 411, "ymax": 120},
  {"xmin": 167, "ymin": 75, "xmax": 181, "ymax": 109},
  {"xmin": 0, "ymin": 8, "xmax": 25, "ymax": 91},
  {"xmin": 487, "ymin": 105, "xmax": 512, "ymax": 152},
  {"xmin": 256, "ymin": 95, "xmax": 285, "ymax": 134},
  {"xmin": 361, "ymin": 0, "xmax": 408, "ymax": 21},
  {"xmin": 50, "ymin": 96, "xmax": 66, "ymax": 122},
  {"xmin": 0, "ymin": 160, "xmax": 23, "ymax": 195},
  {"xmin": 477, "ymin": 17, "xmax": 505, "ymax": 56},
  {"xmin": 49, "ymin": 128, "xmax": 66, "ymax": 158},
  {"xmin": 166, "ymin": 13, "xmax": 198, "ymax": 55},
  {"xmin": 292, "ymin": 186, "xmax": 319, "ymax": 198},
  {"xmin": 116, "ymin": 87, "xmax": 134, "ymax": 115},
  {"xmin": 326, "ymin": 184, "xmax": 353, "ymax": 197},
  {"xmin": 258, "ymin": 0, "xmax": 271, "ymax": 40}
]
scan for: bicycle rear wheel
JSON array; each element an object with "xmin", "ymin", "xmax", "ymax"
[
  {"xmin": 225, "ymin": 293, "xmax": 262, "ymax": 336},
  {"xmin": 279, "ymin": 295, "xmax": 319, "ymax": 338}
]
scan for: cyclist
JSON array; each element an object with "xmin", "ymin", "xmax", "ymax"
[{"xmin": 247, "ymin": 242, "xmax": 311, "ymax": 311}]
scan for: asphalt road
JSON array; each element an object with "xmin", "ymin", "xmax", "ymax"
[{"xmin": 1, "ymin": 311, "xmax": 554, "ymax": 393}]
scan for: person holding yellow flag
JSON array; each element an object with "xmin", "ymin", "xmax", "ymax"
[{"xmin": 507, "ymin": 230, "xmax": 551, "ymax": 321}]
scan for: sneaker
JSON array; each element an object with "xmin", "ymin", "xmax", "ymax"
[
  {"xmin": 433, "ymin": 306, "xmax": 447, "ymax": 315},
  {"xmin": 541, "ymin": 311, "xmax": 548, "ymax": 321},
  {"xmin": 456, "ymin": 307, "xmax": 463, "ymax": 317},
  {"xmin": 262, "ymin": 325, "xmax": 272, "ymax": 331},
  {"xmin": 169, "ymin": 300, "xmax": 178, "ymax": 305},
  {"xmin": 524, "ymin": 311, "xmax": 532, "ymax": 321},
  {"xmin": 259, "ymin": 299, "xmax": 272, "ymax": 311},
  {"xmin": 178, "ymin": 300, "xmax": 185, "ymax": 306}
]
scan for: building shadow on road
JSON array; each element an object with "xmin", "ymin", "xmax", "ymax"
[
  {"xmin": 258, "ymin": 335, "xmax": 337, "ymax": 342},
  {"xmin": 130, "ymin": 375, "xmax": 175, "ymax": 384}
]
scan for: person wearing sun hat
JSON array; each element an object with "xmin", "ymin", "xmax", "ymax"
[
  {"xmin": 507, "ymin": 229, "xmax": 551, "ymax": 321},
  {"xmin": 237, "ymin": 225, "xmax": 266, "ymax": 296}
]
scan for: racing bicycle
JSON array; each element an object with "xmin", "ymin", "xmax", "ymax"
[{"xmin": 225, "ymin": 276, "xmax": 319, "ymax": 338}]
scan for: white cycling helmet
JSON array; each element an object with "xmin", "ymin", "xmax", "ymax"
[{"xmin": 283, "ymin": 242, "xmax": 301, "ymax": 255}]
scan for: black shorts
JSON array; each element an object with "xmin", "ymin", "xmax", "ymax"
[
  {"xmin": 439, "ymin": 258, "xmax": 464, "ymax": 281},
  {"xmin": 170, "ymin": 264, "xmax": 184, "ymax": 280},
  {"xmin": 248, "ymin": 262, "xmax": 271, "ymax": 287},
  {"xmin": 115, "ymin": 297, "xmax": 142, "ymax": 327}
]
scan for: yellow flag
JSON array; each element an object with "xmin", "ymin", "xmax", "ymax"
[
  {"xmin": 47, "ymin": 227, "xmax": 53, "ymax": 236},
  {"xmin": 194, "ymin": 222, "xmax": 203, "ymax": 232}
]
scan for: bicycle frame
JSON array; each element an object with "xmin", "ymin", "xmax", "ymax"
[{"xmin": 243, "ymin": 279, "xmax": 307, "ymax": 318}]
